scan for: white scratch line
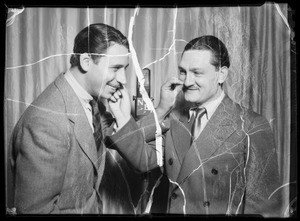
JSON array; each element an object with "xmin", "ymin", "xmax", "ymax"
[
  {"xmin": 104, "ymin": 7, "xmax": 107, "ymax": 24},
  {"xmin": 274, "ymin": 3, "xmax": 291, "ymax": 33},
  {"xmin": 6, "ymin": 7, "xmax": 25, "ymax": 26},
  {"xmin": 235, "ymin": 111, "xmax": 249, "ymax": 214},
  {"xmin": 5, "ymin": 98, "xmax": 80, "ymax": 116},
  {"xmin": 142, "ymin": 8, "xmax": 179, "ymax": 70},
  {"xmin": 6, "ymin": 53, "xmax": 74, "ymax": 70},
  {"xmin": 169, "ymin": 179, "xmax": 187, "ymax": 214},
  {"xmin": 268, "ymin": 182, "xmax": 296, "ymax": 200},
  {"xmin": 144, "ymin": 173, "xmax": 163, "ymax": 214},
  {"xmin": 128, "ymin": 7, "xmax": 163, "ymax": 167},
  {"xmin": 5, "ymin": 52, "xmax": 131, "ymax": 70},
  {"xmin": 105, "ymin": 149, "xmax": 138, "ymax": 214},
  {"xmin": 284, "ymin": 196, "xmax": 296, "ymax": 217}
]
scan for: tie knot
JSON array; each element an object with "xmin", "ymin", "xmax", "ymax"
[
  {"xmin": 190, "ymin": 107, "xmax": 206, "ymax": 118},
  {"xmin": 196, "ymin": 107, "xmax": 206, "ymax": 116}
]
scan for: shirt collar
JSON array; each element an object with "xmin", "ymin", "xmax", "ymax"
[
  {"xmin": 64, "ymin": 69, "xmax": 93, "ymax": 105},
  {"xmin": 201, "ymin": 91, "xmax": 225, "ymax": 119},
  {"xmin": 189, "ymin": 91, "xmax": 225, "ymax": 121}
]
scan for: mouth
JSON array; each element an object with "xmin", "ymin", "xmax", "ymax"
[
  {"xmin": 183, "ymin": 86, "xmax": 199, "ymax": 92},
  {"xmin": 108, "ymin": 83, "xmax": 123, "ymax": 93}
]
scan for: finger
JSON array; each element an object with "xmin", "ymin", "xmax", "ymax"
[
  {"xmin": 118, "ymin": 85, "xmax": 128, "ymax": 95},
  {"xmin": 117, "ymin": 89, "xmax": 123, "ymax": 98},
  {"xmin": 118, "ymin": 86, "xmax": 130, "ymax": 101},
  {"xmin": 109, "ymin": 95, "xmax": 117, "ymax": 102},
  {"xmin": 168, "ymin": 77, "xmax": 184, "ymax": 85},
  {"xmin": 174, "ymin": 84, "xmax": 183, "ymax": 93},
  {"xmin": 112, "ymin": 91, "xmax": 121, "ymax": 100}
]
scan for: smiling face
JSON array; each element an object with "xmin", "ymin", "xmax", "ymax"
[
  {"xmin": 178, "ymin": 49, "xmax": 225, "ymax": 105},
  {"xmin": 87, "ymin": 44, "xmax": 129, "ymax": 99}
]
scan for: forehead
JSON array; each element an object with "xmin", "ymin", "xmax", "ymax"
[
  {"xmin": 179, "ymin": 50, "xmax": 213, "ymax": 69},
  {"xmin": 105, "ymin": 44, "xmax": 129, "ymax": 59}
]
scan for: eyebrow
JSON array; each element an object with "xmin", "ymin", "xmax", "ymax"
[
  {"xmin": 178, "ymin": 66, "xmax": 204, "ymax": 72},
  {"xmin": 190, "ymin": 68, "xmax": 203, "ymax": 72},
  {"xmin": 110, "ymin": 64, "xmax": 129, "ymax": 69}
]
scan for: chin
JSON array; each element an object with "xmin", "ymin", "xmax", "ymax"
[{"xmin": 184, "ymin": 93, "xmax": 201, "ymax": 103}]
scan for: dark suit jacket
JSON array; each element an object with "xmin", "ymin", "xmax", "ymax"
[
  {"xmin": 10, "ymin": 73, "xmax": 119, "ymax": 214},
  {"xmin": 107, "ymin": 95, "xmax": 283, "ymax": 217}
]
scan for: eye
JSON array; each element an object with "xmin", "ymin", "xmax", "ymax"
[
  {"xmin": 112, "ymin": 67, "xmax": 119, "ymax": 72},
  {"xmin": 193, "ymin": 71, "xmax": 203, "ymax": 76},
  {"xmin": 179, "ymin": 70, "xmax": 186, "ymax": 76}
]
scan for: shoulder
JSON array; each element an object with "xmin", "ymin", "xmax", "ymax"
[
  {"xmin": 223, "ymin": 96, "xmax": 270, "ymax": 130},
  {"xmin": 16, "ymin": 78, "xmax": 68, "ymax": 132}
]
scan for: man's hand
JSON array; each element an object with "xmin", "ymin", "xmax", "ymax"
[
  {"xmin": 108, "ymin": 86, "xmax": 131, "ymax": 130},
  {"xmin": 156, "ymin": 77, "xmax": 183, "ymax": 122}
]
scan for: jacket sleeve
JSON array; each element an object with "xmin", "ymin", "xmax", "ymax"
[
  {"xmin": 243, "ymin": 115, "xmax": 284, "ymax": 217},
  {"xmin": 104, "ymin": 114, "xmax": 169, "ymax": 173},
  {"xmin": 11, "ymin": 113, "xmax": 70, "ymax": 214}
]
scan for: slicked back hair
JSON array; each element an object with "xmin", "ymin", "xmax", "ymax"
[
  {"xmin": 182, "ymin": 35, "xmax": 230, "ymax": 70},
  {"xmin": 70, "ymin": 23, "xmax": 129, "ymax": 72}
]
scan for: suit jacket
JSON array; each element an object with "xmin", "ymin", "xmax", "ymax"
[
  {"xmin": 107, "ymin": 95, "xmax": 283, "ymax": 217},
  {"xmin": 10, "ymin": 73, "xmax": 116, "ymax": 214}
]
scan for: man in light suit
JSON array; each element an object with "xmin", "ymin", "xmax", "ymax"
[
  {"xmin": 9, "ymin": 23, "xmax": 142, "ymax": 214},
  {"xmin": 106, "ymin": 36, "xmax": 284, "ymax": 216}
]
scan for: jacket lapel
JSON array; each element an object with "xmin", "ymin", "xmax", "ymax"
[
  {"xmin": 54, "ymin": 73, "xmax": 99, "ymax": 174},
  {"xmin": 176, "ymin": 95, "xmax": 238, "ymax": 184},
  {"xmin": 169, "ymin": 106, "xmax": 193, "ymax": 165}
]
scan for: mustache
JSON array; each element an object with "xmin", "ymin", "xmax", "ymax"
[{"xmin": 182, "ymin": 85, "xmax": 198, "ymax": 92}]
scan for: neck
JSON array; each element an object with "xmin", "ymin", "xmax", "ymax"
[{"xmin": 69, "ymin": 67, "xmax": 92, "ymax": 96}]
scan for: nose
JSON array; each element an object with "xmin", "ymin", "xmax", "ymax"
[
  {"xmin": 116, "ymin": 68, "xmax": 127, "ymax": 85},
  {"xmin": 184, "ymin": 72, "xmax": 194, "ymax": 87}
]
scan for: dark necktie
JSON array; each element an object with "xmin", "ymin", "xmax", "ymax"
[
  {"xmin": 89, "ymin": 99, "xmax": 103, "ymax": 160},
  {"xmin": 191, "ymin": 107, "xmax": 207, "ymax": 141}
]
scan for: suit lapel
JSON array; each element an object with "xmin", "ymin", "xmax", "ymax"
[
  {"xmin": 169, "ymin": 106, "xmax": 193, "ymax": 165},
  {"xmin": 54, "ymin": 73, "xmax": 99, "ymax": 174},
  {"xmin": 176, "ymin": 95, "xmax": 238, "ymax": 184}
]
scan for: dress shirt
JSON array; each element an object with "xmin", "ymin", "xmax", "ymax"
[
  {"xmin": 189, "ymin": 91, "xmax": 225, "ymax": 139},
  {"xmin": 64, "ymin": 70, "xmax": 94, "ymax": 132}
]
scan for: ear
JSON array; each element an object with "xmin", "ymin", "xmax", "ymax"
[
  {"xmin": 217, "ymin": 66, "xmax": 228, "ymax": 84},
  {"xmin": 79, "ymin": 53, "xmax": 91, "ymax": 72}
]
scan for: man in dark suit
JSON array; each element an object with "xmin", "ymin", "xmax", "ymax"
[
  {"xmin": 9, "ymin": 23, "xmax": 144, "ymax": 214},
  {"xmin": 106, "ymin": 35, "xmax": 284, "ymax": 217}
]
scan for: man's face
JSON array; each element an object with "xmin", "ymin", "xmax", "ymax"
[
  {"xmin": 178, "ymin": 50, "xmax": 221, "ymax": 105},
  {"xmin": 88, "ymin": 44, "xmax": 129, "ymax": 99}
]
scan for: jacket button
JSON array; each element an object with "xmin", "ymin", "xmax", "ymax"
[
  {"xmin": 211, "ymin": 168, "xmax": 218, "ymax": 175},
  {"xmin": 168, "ymin": 158, "xmax": 173, "ymax": 165},
  {"xmin": 171, "ymin": 192, "xmax": 177, "ymax": 200},
  {"xmin": 203, "ymin": 201, "xmax": 210, "ymax": 207}
]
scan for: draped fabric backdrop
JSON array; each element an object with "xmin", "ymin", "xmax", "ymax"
[{"xmin": 5, "ymin": 4, "xmax": 292, "ymax": 216}]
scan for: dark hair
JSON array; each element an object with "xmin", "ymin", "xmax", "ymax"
[
  {"xmin": 70, "ymin": 23, "xmax": 129, "ymax": 72},
  {"xmin": 182, "ymin": 35, "xmax": 230, "ymax": 69}
]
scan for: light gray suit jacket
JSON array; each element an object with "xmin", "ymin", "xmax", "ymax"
[
  {"xmin": 10, "ymin": 73, "xmax": 115, "ymax": 214},
  {"xmin": 107, "ymin": 95, "xmax": 284, "ymax": 217}
]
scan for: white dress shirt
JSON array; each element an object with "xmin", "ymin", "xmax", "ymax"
[
  {"xmin": 64, "ymin": 70, "xmax": 94, "ymax": 132},
  {"xmin": 189, "ymin": 91, "xmax": 225, "ymax": 139}
]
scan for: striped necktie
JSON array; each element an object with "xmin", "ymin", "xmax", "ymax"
[
  {"xmin": 191, "ymin": 107, "xmax": 207, "ymax": 141},
  {"xmin": 89, "ymin": 99, "xmax": 103, "ymax": 165}
]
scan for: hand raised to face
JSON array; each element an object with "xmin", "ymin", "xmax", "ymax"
[{"xmin": 108, "ymin": 86, "xmax": 131, "ymax": 131}]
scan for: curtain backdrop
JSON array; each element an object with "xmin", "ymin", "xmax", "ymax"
[{"xmin": 5, "ymin": 4, "xmax": 292, "ymax": 215}]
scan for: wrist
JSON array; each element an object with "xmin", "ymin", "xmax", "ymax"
[
  {"xmin": 155, "ymin": 105, "xmax": 171, "ymax": 122},
  {"xmin": 114, "ymin": 115, "xmax": 131, "ymax": 131}
]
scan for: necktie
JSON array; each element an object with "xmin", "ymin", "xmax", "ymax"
[
  {"xmin": 89, "ymin": 99, "xmax": 103, "ymax": 162},
  {"xmin": 191, "ymin": 107, "xmax": 207, "ymax": 141}
]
